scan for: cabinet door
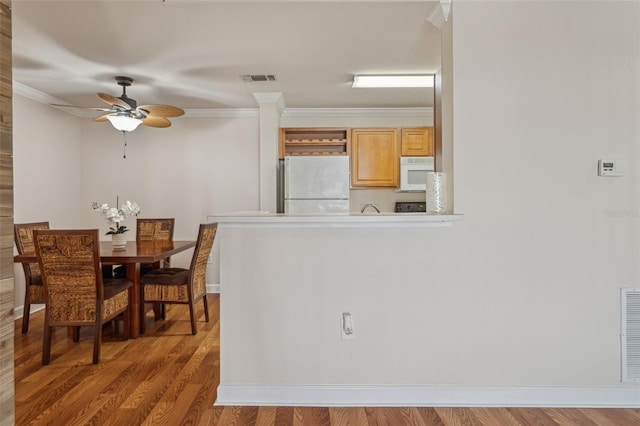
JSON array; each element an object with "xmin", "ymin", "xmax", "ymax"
[
  {"xmin": 351, "ymin": 128, "xmax": 399, "ymax": 187},
  {"xmin": 401, "ymin": 127, "xmax": 434, "ymax": 156}
]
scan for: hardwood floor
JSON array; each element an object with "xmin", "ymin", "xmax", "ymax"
[{"xmin": 14, "ymin": 295, "xmax": 640, "ymax": 425}]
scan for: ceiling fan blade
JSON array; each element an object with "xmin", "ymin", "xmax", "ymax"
[
  {"xmin": 93, "ymin": 113, "xmax": 114, "ymax": 122},
  {"xmin": 97, "ymin": 92, "xmax": 132, "ymax": 109},
  {"xmin": 138, "ymin": 104, "xmax": 184, "ymax": 117},
  {"xmin": 142, "ymin": 116, "xmax": 172, "ymax": 128},
  {"xmin": 50, "ymin": 103, "xmax": 113, "ymax": 111}
]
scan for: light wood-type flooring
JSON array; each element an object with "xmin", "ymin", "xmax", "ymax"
[{"xmin": 14, "ymin": 295, "xmax": 640, "ymax": 425}]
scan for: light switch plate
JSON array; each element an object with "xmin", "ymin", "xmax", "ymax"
[{"xmin": 341, "ymin": 312, "xmax": 355, "ymax": 340}]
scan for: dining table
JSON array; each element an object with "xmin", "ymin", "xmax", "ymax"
[{"xmin": 14, "ymin": 239, "xmax": 196, "ymax": 339}]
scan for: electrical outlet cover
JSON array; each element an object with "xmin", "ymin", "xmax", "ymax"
[{"xmin": 341, "ymin": 313, "xmax": 355, "ymax": 340}]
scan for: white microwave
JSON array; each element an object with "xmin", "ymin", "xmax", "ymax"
[{"xmin": 400, "ymin": 156, "xmax": 435, "ymax": 191}]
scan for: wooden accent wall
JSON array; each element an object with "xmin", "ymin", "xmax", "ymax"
[{"xmin": 0, "ymin": 0, "xmax": 13, "ymax": 424}]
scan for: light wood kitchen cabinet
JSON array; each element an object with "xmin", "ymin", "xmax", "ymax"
[
  {"xmin": 350, "ymin": 128, "xmax": 400, "ymax": 188},
  {"xmin": 401, "ymin": 127, "xmax": 434, "ymax": 156}
]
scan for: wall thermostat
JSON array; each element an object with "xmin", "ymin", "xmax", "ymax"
[{"xmin": 598, "ymin": 159, "xmax": 624, "ymax": 177}]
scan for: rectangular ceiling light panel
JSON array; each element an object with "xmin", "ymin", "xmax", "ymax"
[{"xmin": 352, "ymin": 75, "xmax": 434, "ymax": 88}]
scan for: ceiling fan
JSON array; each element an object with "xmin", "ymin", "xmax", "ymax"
[{"xmin": 52, "ymin": 76, "xmax": 185, "ymax": 132}]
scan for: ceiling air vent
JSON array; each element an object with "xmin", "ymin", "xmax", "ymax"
[{"xmin": 241, "ymin": 74, "xmax": 277, "ymax": 82}]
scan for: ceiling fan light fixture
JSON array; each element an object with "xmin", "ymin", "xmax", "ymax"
[
  {"xmin": 352, "ymin": 74, "xmax": 434, "ymax": 88},
  {"xmin": 107, "ymin": 114, "xmax": 143, "ymax": 132}
]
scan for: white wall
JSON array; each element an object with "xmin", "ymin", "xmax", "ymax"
[
  {"xmin": 217, "ymin": 0, "xmax": 640, "ymax": 401},
  {"xmin": 12, "ymin": 100, "xmax": 260, "ymax": 307},
  {"xmin": 449, "ymin": 0, "xmax": 638, "ymax": 382},
  {"xmin": 12, "ymin": 95, "xmax": 83, "ymax": 310},
  {"xmin": 280, "ymin": 111, "xmax": 431, "ymax": 129},
  {"xmin": 79, "ymin": 114, "xmax": 260, "ymax": 283},
  {"xmin": 447, "ymin": 0, "xmax": 638, "ymax": 383}
]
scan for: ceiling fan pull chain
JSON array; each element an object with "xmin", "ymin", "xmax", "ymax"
[{"xmin": 122, "ymin": 131, "xmax": 128, "ymax": 159}]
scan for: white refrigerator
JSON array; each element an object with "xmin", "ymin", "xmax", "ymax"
[{"xmin": 284, "ymin": 156, "xmax": 350, "ymax": 214}]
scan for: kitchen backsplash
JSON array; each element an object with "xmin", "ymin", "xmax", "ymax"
[{"xmin": 349, "ymin": 189, "xmax": 425, "ymax": 213}]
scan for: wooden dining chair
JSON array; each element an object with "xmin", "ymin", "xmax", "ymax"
[
  {"xmin": 14, "ymin": 221, "xmax": 50, "ymax": 334},
  {"xmin": 113, "ymin": 218, "xmax": 175, "ymax": 278},
  {"xmin": 113, "ymin": 218, "xmax": 175, "ymax": 320},
  {"xmin": 33, "ymin": 229, "xmax": 132, "ymax": 365},
  {"xmin": 140, "ymin": 223, "xmax": 217, "ymax": 335}
]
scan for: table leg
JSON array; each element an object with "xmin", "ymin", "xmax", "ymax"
[{"xmin": 125, "ymin": 262, "xmax": 141, "ymax": 338}]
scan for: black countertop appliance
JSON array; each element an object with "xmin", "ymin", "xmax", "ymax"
[{"xmin": 394, "ymin": 201, "xmax": 426, "ymax": 213}]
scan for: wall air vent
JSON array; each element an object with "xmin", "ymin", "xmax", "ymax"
[
  {"xmin": 622, "ymin": 288, "xmax": 640, "ymax": 382},
  {"xmin": 241, "ymin": 74, "xmax": 277, "ymax": 82}
]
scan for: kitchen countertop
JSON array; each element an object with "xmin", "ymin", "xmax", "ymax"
[{"xmin": 207, "ymin": 212, "xmax": 463, "ymax": 227}]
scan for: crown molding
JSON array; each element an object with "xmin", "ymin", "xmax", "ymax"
[
  {"xmin": 184, "ymin": 109, "xmax": 259, "ymax": 118},
  {"xmin": 13, "ymin": 81, "xmax": 261, "ymax": 119},
  {"xmin": 13, "ymin": 80, "xmax": 87, "ymax": 117},
  {"xmin": 15, "ymin": 82, "xmax": 432, "ymax": 120},
  {"xmin": 283, "ymin": 107, "xmax": 433, "ymax": 118}
]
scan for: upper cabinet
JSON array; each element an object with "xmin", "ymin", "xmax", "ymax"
[
  {"xmin": 279, "ymin": 128, "xmax": 350, "ymax": 158},
  {"xmin": 279, "ymin": 126, "xmax": 433, "ymax": 189},
  {"xmin": 351, "ymin": 128, "xmax": 400, "ymax": 188},
  {"xmin": 400, "ymin": 127, "xmax": 434, "ymax": 156}
]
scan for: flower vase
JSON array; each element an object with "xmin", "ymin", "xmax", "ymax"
[{"xmin": 111, "ymin": 233, "xmax": 127, "ymax": 250}]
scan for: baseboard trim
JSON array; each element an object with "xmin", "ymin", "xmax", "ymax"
[
  {"xmin": 206, "ymin": 284, "xmax": 220, "ymax": 294},
  {"xmin": 14, "ymin": 304, "xmax": 45, "ymax": 320},
  {"xmin": 215, "ymin": 385, "xmax": 640, "ymax": 408}
]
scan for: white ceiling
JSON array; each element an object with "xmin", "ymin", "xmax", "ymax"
[{"xmin": 12, "ymin": 0, "xmax": 442, "ymax": 111}]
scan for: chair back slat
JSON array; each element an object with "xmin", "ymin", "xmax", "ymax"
[
  {"xmin": 137, "ymin": 218, "xmax": 175, "ymax": 241},
  {"xmin": 189, "ymin": 223, "xmax": 218, "ymax": 298},
  {"xmin": 14, "ymin": 222, "xmax": 50, "ymax": 283},
  {"xmin": 33, "ymin": 229, "xmax": 103, "ymax": 324}
]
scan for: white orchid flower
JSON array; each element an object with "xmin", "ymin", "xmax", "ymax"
[
  {"xmin": 120, "ymin": 201, "xmax": 140, "ymax": 217},
  {"xmin": 105, "ymin": 208, "xmax": 124, "ymax": 223},
  {"xmin": 93, "ymin": 199, "xmax": 140, "ymax": 235}
]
